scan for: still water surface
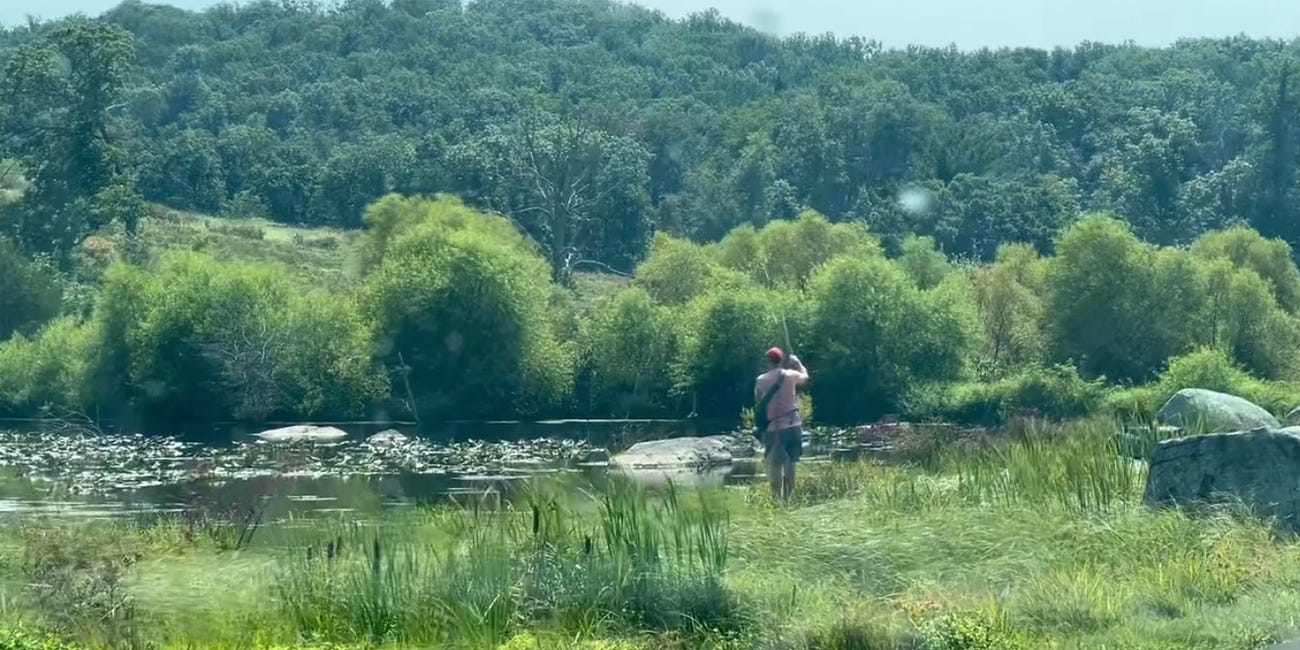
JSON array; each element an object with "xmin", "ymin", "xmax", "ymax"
[{"xmin": 0, "ymin": 420, "xmax": 793, "ymax": 522}]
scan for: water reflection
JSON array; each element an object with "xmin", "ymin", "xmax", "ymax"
[{"xmin": 0, "ymin": 421, "xmax": 807, "ymax": 522}]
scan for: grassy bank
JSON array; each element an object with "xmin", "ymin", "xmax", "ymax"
[{"xmin": 0, "ymin": 420, "xmax": 1295, "ymax": 650}]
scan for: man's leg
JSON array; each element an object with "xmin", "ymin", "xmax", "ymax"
[
  {"xmin": 765, "ymin": 430, "xmax": 788, "ymax": 499},
  {"xmin": 782, "ymin": 427, "xmax": 803, "ymax": 499}
]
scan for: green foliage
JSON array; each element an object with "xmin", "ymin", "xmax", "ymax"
[
  {"xmin": 1192, "ymin": 226, "xmax": 1300, "ymax": 314},
  {"xmin": 0, "ymin": 22, "xmax": 144, "ymax": 265},
  {"xmin": 806, "ymin": 256, "xmax": 978, "ymax": 422},
  {"xmin": 0, "ymin": 627, "xmax": 83, "ymax": 650},
  {"xmin": 3, "ymin": 0, "xmax": 1300, "ymax": 270},
  {"xmin": 363, "ymin": 206, "xmax": 574, "ymax": 420},
  {"xmin": 634, "ymin": 234, "xmax": 743, "ymax": 306},
  {"xmin": 1046, "ymin": 215, "xmax": 1192, "ymax": 381},
  {"xmin": 895, "ymin": 234, "xmax": 952, "ymax": 290},
  {"xmin": 18, "ymin": 520, "xmax": 145, "ymax": 646},
  {"xmin": 582, "ymin": 288, "xmax": 683, "ymax": 417},
  {"xmin": 1197, "ymin": 259, "xmax": 1300, "ymax": 380},
  {"xmin": 1104, "ymin": 348, "xmax": 1300, "ymax": 421},
  {"xmin": 85, "ymin": 253, "xmax": 386, "ymax": 429},
  {"xmin": 451, "ymin": 115, "xmax": 653, "ymax": 283},
  {"xmin": 969, "ymin": 243, "xmax": 1048, "ymax": 374},
  {"xmin": 921, "ymin": 609, "xmax": 1030, "ymax": 650},
  {"xmin": 0, "ymin": 318, "xmax": 92, "ymax": 416},
  {"xmin": 906, "ymin": 365, "xmax": 1108, "ymax": 426},
  {"xmin": 673, "ymin": 282, "xmax": 789, "ymax": 417},
  {"xmin": 357, "ymin": 193, "xmax": 535, "ymax": 275},
  {"xmin": 0, "ymin": 237, "xmax": 61, "ymax": 341},
  {"xmin": 713, "ymin": 210, "xmax": 883, "ymax": 289}
]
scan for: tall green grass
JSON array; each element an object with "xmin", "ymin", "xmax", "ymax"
[
  {"xmin": 271, "ymin": 477, "xmax": 741, "ymax": 647},
  {"xmin": 948, "ymin": 419, "xmax": 1144, "ymax": 512}
]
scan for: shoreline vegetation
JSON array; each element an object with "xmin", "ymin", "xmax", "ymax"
[
  {"xmin": 0, "ymin": 419, "xmax": 1295, "ymax": 650},
  {"xmin": 7, "ymin": 195, "xmax": 1300, "ymax": 440}
]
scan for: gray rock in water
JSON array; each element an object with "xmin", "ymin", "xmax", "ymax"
[
  {"xmin": 610, "ymin": 434, "xmax": 755, "ymax": 469},
  {"xmin": 1144, "ymin": 426, "xmax": 1300, "ymax": 531},
  {"xmin": 366, "ymin": 429, "xmax": 409, "ymax": 446},
  {"xmin": 251, "ymin": 425, "xmax": 348, "ymax": 444},
  {"xmin": 1155, "ymin": 388, "xmax": 1278, "ymax": 433}
]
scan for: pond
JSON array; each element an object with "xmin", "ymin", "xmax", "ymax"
[{"xmin": 0, "ymin": 419, "xmax": 822, "ymax": 522}]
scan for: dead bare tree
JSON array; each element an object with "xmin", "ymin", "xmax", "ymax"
[
  {"xmin": 463, "ymin": 113, "xmax": 650, "ymax": 286},
  {"xmin": 202, "ymin": 316, "xmax": 290, "ymax": 423}
]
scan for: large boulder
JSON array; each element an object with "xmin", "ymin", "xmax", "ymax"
[
  {"xmin": 610, "ymin": 434, "xmax": 756, "ymax": 469},
  {"xmin": 1143, "ymin": 426, "xmax": 1300, "ymax": 531},
  {"xmin": 1155, "ymin": 388, "xmax": 1278, "ymax": 433},
  {"xmin": 251, "ymin": 425, "xmax": 349, "ymax": 444}
]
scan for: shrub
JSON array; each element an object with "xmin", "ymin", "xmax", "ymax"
[
  {"xmin": 582, "ymin": 288, "xmax": 683, "ymax": 417},
  {"xmin": 1197, "ymin": 260, "xmax": 1300, "ymax": 381},
  {"xmin": 0, "ymin": 237, "xmax": 61, "ymax": 342},
  {"xmin": 18, "ymin": 521, "xmax": 145, "ymax": 647},
  {"xmin": 672, "ymin": 282, "xmax": 790, "ymax": 418},
  {"xmin": 806, "ymin": 256, "xmax": 978, "ymax": 423},
  {"xmin": 1045, "ymin": 215, "xmax": 1193, "ymax": 382},
  {"xmin": 1192, "ymin": 225, "xmax": 1300, "ymax": 314},
  {"xmin": 713, "ymin": 210, "xmax": 882, "ymax": 289},
  {"xmin": 1107, "ymin": 348, "xmax": 1300, "ymax": 422},
  {"xmin": 905, "ymin": 365, "xmax": 1107, "ymax": 426},
  {"xmin": 896, "ymin": 234, "xmax": 952, "ymax": 289},
  {"xmin": 635, "ymin": 234, "xmax": 744, "ymax": 305},
  {"xmin": 920, "ymin": 608, "xmax": 1030, "ymax": 650},
  {"xmin": 84, "ymin": 253, "xmax": 386, "ymax": 429},
  {"xmin": 0, "ymin": 627, "xmax": 83, "ymax": 650},
  {"xmin": 358, "ymin": 193, "xmax": 533, "ymax": 273},
  {"xmin": 970, "ymin": 243, "xmax": 1048, "ymax": 376},
  {"xmin": 0, "ymin": 318, "xmax": 93, "ymax": 417},
  {"xmin": 364, "ymin": 214, "xmax": 574, "ymax": 420}
]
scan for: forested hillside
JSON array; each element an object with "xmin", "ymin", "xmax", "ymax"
[
  {"xmin": 4, "ymin": 0, "xmax": 1300, "ymax": 276},
  {"xmin": 4, "ymin": 0, "xmax": 1300, "ymax": 433}
]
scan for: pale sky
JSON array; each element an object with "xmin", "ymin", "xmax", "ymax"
[{"xmin": 1, "ymin": 0, "xmax": 1298, "ymax": 50}]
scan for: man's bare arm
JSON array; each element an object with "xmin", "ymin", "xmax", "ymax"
[{"xmin": 788, "ymin": 354, "xmax": 809, "ymax": 385}]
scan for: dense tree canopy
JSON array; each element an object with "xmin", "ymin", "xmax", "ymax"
[{"xmin": 4, "ymin": 0, "xmax": 1300, "ymax": 271}]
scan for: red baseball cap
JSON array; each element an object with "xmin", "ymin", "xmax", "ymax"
[{"xmin": 766, "ymin": 347, "xmax": 784, "ymax": 364}]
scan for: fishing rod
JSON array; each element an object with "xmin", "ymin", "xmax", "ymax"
[{"xmin": 759, "ymin": 247, "xmax": 795, "ymax": 359}]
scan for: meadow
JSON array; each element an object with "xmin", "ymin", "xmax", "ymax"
[{"xmin": 0, "ymin": 420, "xmax": 1294, "ymax": 650}]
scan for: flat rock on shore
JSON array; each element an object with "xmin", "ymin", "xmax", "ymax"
[{"xmin": 610, "ymin": 434, "xmax": 756, "ymax": 469}]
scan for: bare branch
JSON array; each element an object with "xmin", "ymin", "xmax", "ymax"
[{"xmin": 571, "ymin": 258, "xmax": 635, "ymax": 278}]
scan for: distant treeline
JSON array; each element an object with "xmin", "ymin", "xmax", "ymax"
[{"xmin": 2, "ymin": 0, "xmax": 1300, "ymax": 280}]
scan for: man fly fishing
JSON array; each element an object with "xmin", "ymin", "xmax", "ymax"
[{"xmin": 754, "ymin": 347, "xmax": 809, "ymax": 500}]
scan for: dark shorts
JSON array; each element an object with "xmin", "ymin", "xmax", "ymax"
[{"xmin": 764, "ymin": 427, "xmax": 803, "ymax": 464}]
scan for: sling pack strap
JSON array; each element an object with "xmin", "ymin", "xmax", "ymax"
[{"xmin": 754, "ymin": 371, "xmax": 786, "ymax": 434}]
